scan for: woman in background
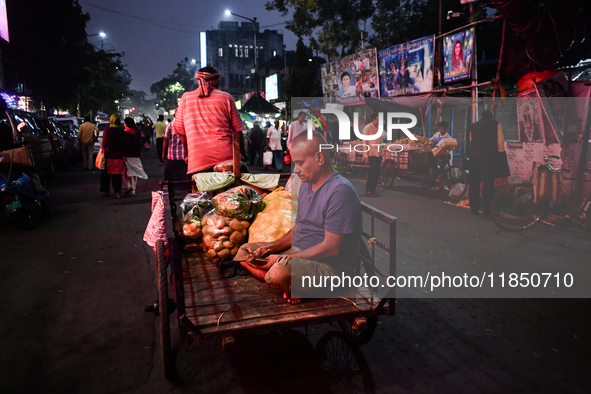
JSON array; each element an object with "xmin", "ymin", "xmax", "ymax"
[
  {"xmin": 123, "ymin": 117, "xmax": 148, "ymax": 196},
  {"xmin": 100, "ymin": 114, "xmax": 126, "ymax": 198}
]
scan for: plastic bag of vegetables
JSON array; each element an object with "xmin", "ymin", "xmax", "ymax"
[
  {"xmin": 200, "ymin": 212, "xmax": 250, "ymax": 263},
  {"xmin": 212, "ymin": 185, "xmax": 263, "ymax": 220},
  {"xmin": 179, "ymin": 192, "xmax": 213, "ymax": 239},
  {"xmin": 213, "ymin": 159, "xmax": 246, "ymax": 174},
  {"xmin": 248, "ymin": 188, "xmax": 295, "ymax": 243},
  {"xmin": 180, "ymin": 192, "xmax": 214, "ymax": 220}
]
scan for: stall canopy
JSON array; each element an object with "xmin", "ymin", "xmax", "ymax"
[
  {"xmin": 240, "ymin": 93, "xmax": 280, "ymax": 116},
  {"xmin": 240, "ymin": 112, "xmax": 255, "ymax": 123}
]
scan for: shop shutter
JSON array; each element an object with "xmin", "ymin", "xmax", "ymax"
[{"xmin": 495, "ymin": 102, "xmax": 519, "ymax": 141}]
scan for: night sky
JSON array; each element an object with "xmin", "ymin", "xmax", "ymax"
[{"xmin": 81, "ymin": 0, "xmax": 298, "ymax": 96}]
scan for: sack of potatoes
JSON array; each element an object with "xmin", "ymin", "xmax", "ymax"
[{"xmin": 200, "ymin": 212, "xmax": 250, "ymax": 264}]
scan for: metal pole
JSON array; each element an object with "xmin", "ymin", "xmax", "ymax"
[
  {"xmin": 439, "ymin": 0, "xmax": 442, "ymax": 36},
  {"xmin": 254, "ymin": 17, "xmax": 258, "ymax": 91},
  {"xmin": 471, "ymin": 4, "xmax": 478, "ymax": 124}
]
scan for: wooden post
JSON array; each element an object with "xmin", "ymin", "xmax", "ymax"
[
  {"xmin": 233, "ymin": 131, "xmax": 241, "ymax": 178},
  {"xmin": 575, "ymin": 90, "xmax": 591, "ymax": 201}
]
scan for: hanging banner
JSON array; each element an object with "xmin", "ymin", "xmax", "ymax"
[
  {"xmin": 377, "ymin": 35, "xmax": 435, "ymax": 97},
  {"xmin": 516, "ymin": 92, "xmax": 545, "ymax": 143},
  {"xmin": 443, "ymin": 27, "xmax": 475, "ymax": 84},
  {"xmin": 320, "ymin": 48, "xmax": 379, "ymax": 105}
]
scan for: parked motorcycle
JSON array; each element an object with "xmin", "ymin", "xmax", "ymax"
[{"xmin": 0, "ymin": 169, "xmax": 49, "ymax": 230}]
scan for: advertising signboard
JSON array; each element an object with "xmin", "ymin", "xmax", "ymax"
[
  {"xmin": 443, "ymin": 28, "xmax": 475, "ymax": 84},
  {"xmin": 0, "ymin": 0, "xmax": 9, "ymax": 43},
  {"xmin": 377, "ymin": 35, "xmax": 435, "ymax": 97},
  {"xmin": 320, "ymin": 48, "xmax": 379, "ymax": 105}
]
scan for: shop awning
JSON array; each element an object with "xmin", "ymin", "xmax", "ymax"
[{"xmin": 241, "ymin": 93, "xmax": 280, "ymax": 115}]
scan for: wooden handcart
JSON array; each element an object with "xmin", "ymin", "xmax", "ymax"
[
  {"xmin": 147, "ymin": 182, "xmax": 398, "ymax": 379},
  {"xmin": 380, "ymin": 144, "xmax": 468, "ymax": 198}
]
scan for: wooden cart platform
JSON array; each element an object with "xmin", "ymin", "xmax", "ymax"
[
  {"xmin": 149, "ymin": 182, "xmax": 397, "ymax": 378},
  {"xmin": 182, "ymin": 251, "xmax": 381, "ymax": 338}
]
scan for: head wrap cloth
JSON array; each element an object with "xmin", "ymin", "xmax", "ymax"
[
  {"xmin": 196, "ymin": 68, "xmax": 221, "ymax": 97},
  {"xmin": 109, "ymin": 113, "xmax": 122, "ymax": 127}
]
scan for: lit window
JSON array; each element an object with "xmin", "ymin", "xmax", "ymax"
[
  {"xmin": 245, "ymin": 47, "xmax": 249, "ymax": 58},
  {"xmin": 239, "ymin": 45, "xmax": 243, "ymax": 58},
  {"xmin": 234, "ymin": 44, "xmax": 238, "ymax": 57},
  {"xmin": 218, "ymin": 48, "xmax": 223, "ymax": 57},
  {"xmin": 273, "ymin": 50, "xmax": 276, "ymax": 57}
]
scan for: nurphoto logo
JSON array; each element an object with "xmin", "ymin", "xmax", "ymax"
[{"xmin": 306, "ymin": 109, "xmax": 418, "ymax": 153}]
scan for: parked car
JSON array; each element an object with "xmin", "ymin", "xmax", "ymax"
[
  {"xmin": 37, "ymin": 117, "xmax": 69, "ymax": 170},
  {"xmin": 49, "ymin": 115, "xmax": 84, "ymax": 129},
  {"xmin": 49, "ymin": 117, "xmax": 83, "ymax": 162},
  {"xmin": 93, "ymin": 121, "xmax": 110, "ymax": 155},
  {"xmin": 47, "ymin": 119, "xmax": 80, "ymax": 164},
  {"xmin": 4, "ymin": 109, "xmax": 55, "ymax": 177}
]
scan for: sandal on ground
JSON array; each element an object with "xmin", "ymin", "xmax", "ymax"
[
  {"xmin": 115, "ymin": 193, "xmax": 121, "ymax": 199},
  {"xmin": 101, "ymin": 192, "xmax": 110, "ymax": 197},
  {"xmin": 236, "ymin": 262, "xmax": 250, "ymax": 276},
  {"xmin": 218, "ymin": 259, "xmax": 236, "ymax": 278},
  {"xmin": 124, "ymin": 188, "xmax": 133, "ymax": 195}
]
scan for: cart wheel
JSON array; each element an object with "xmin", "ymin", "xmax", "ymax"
[
  {"xmin": 338, "ymin": 316, "xmax": 378, "ymax": 345},
  {"xmin": 442, "ymin": 165, "xmax": 468, "ymax": 198},
  {"xmin": 380, "ymin": 159, "xmax": 396, "ymax": 189},
  {"xmin": 315, "ymin": 331, "xmax": 375, "ymax": 393},
  {"xmin": 420, "ymin": 167, "xmax": 436, "ymax": 189},
  {"xmin": 156, "ymin": 240, "xmax": 173, "ymax": 379}
]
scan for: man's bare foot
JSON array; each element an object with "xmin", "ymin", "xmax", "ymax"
[
  {"xmin": 283, "ymin": 291, "xmax": 300, "ymax": 304},
  {"xmin": 239, "ymin": 261, "xmax": 266, "ymax": 281}
]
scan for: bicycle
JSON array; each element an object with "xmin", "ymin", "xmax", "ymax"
[
  {"xmin": 490, "ymin": 155, "xmax": 591, "ymax": 231},
  {"xmin": 419, "ymin": 156, "xmax": 468, "ymax": 198}
]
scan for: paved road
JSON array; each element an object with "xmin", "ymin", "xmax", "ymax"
[{"xmin": 1, "ymin": 155, "xmax": 590, "ymax": 393}]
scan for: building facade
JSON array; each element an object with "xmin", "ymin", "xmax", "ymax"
[{"xmin": 200, "ymin": 21, "xmax": 284, "ymax": 96}]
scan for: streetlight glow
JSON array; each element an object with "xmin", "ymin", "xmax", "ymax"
[
  {"xmin": 99, "ymin": 32, "xmax": 106, "ymax": 38},
  {"xmin": 225, "ymin": 10, "xmax": 231, "ymax": 16}
]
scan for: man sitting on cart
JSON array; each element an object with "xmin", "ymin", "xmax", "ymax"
[{"xmin": 237, "ymin": 131, "xmax": 362, "ymax": 304}]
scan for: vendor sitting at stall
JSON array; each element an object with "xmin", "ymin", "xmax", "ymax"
[
  {"xmin": 430, "ymin": 121, "xmax": 451, "ymax": 140},
  {"xmin": 236, "ymin": 131, "xmax": 362, "ymax": 304}
]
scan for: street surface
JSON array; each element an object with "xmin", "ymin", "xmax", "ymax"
[{"xmin": 1, "ymin": 152, "xmax": 590, "ymax": 393}]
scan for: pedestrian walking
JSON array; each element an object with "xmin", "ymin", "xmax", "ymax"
[
  {"xmin": 100, "ymin": 114, "xmax": 127, "ymax": 198},
  {"xmin": 174, "ymin": 66, "xmax": 243, "ymax": 175},
  {"xmin": 162, "ymin": 118, "xmax": 190, "ymax": 182},
  {"xmin": 363, "ymin": 113, "xmax": 382, "ymax": 196},
  {"xmin": 249, "ymin": 121, "xmax": 264, "ymax": 166},
  {"xmin": 139, "ymin": 120, "xmax": 152, "ymax": 150},
  {"xmin": 153, "ymin": 115, "xmax": 166, "ymax": 165},
  {"xmin": 468, "ymin": 110, "xmax": 505, "ymax": 216},
  {"xmin": 267, "ymin": 119, "xmax": 284, "ymax": 171},
  {"xmin": 286, "ymin": 111, "xmax": 307, "ymax": 151},
  {"xmin": 122, "ymin": 117, "xmax": 147, "ymax": 196},
  {"xmin": 78, "ymin": 116, "xmax": 98, "ymax": 170}
]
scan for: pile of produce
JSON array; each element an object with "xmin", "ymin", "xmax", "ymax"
[
  {"xmin": 200, "ymin": 213, "xmax": 250, "ymax": 263},
  {"xmin": 179, "ymin": 193, "xmax": 214, "ymax": 239},
  {"xmin": 213, "ymin": 159, "xmax": 245, "ymax": 174},
  {"xmin": 212, "ymin": 185, "xmax": 264, "ymax": 220},
  {"xmin": 249, "ymin": 188, "xmax": 295, "ymax": 243},
  {"xmin": 393, "ymin": 134, "xmax": 431, "ymax": 145}
]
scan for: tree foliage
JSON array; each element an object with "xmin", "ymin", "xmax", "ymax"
[
  {"xmin": 2, "ymin": 0, "xmax": 131, "ymax": 115},
  {"xmin": 266, "ymin": 0, "xmax": 374, "ymax": 59},
  {"xmin": 150, "ymin": 58, "xmax": 198, "ymax": 112},
  {"xmin": 284, "ymin": 38, "xmax": 318, "ymax": 98}
]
